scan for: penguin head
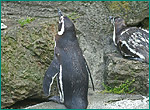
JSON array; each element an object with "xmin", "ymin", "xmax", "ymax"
[
  {"xmin": 57, "ymin": 9, "xmax": 75, "ymax": 36},
  {"xmin": 110, "ymin": 16, "xmax": 126, "ymax": 31}
]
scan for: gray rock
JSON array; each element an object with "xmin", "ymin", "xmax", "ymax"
[
  {"xmin": 104, "ymin": 54, "xmax": 149, "ymax": 96},
  {"xmin": 25, "ymin": 102, "xmax": 66, "ymax": 109},
  {"xmin": 25, "ymin": 89, "xmax": 149, "ymax": 109},
  {"xmin": 1, "ymin": 19, "xmax": 57, "ymax": 108}
]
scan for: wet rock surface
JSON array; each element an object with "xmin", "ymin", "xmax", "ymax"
[{"xmin": 1, "ymin": 1, "xmax": 149, "ymax": 108}]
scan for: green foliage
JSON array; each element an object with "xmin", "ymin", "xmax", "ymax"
[
  {"xmin": 67, "ymin": 12, "xmax": 80, "ymax": 20},
  {"xmin": 18, "ymin": 17, "xmax": 35, "ymax": 27},
  {"xmin": 102, "ymin": 79, "xmax": 135, "ymax": 94}
]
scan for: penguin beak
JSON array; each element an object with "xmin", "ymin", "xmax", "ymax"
[
  {"xmin": 109, "ymin": 16, "xmax": 113, "ymax": 21},
  {"xmin": 109, "ymin": 16, "xmax": 115, "ymax": 25},
  {"xmin": 58, "ymin": 8, "xmax": 63, "ymax": 17}
]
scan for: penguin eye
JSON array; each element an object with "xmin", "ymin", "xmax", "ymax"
[
  {"xmin": 59, "ymin": 16, "xmax": 64, "ymax": 23},
  {"xmin": 56, "ymin": 53, "xmax": 60, "ymax": 57},
  {"xmin": 60, "ymin": 17, "xmax": 63, "ymax": 21},
  {"xmin": 58, "ymin": 23, "xmax": 62, "ymax": 31}
]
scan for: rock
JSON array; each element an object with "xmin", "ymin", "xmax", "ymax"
[
  {"xmin": 104, "ymin": 1, "xmax": 149, "ymax": 25},
  {"xmin": 103, "ymin": 97, "xmax": 149, "ymax": 109},
  {"xmin": 1, "ymin": 21, "xmax": 57, "ymax": 108},
  {"xmin": 1, "ymin": 23, "xmax": 7, "ymax": 29},
  {"xmin": 104, "ymin": 54, "xmax": 149, "ymax": 96},
  {"xmin": 1, "ymin": 1, "xmax": 149, "ymax": 108},
  {"xmin": 24, "ymin": 89, "xmax": 149, "ymax": 109},
  {"xmin": 25, "ymin": 102, "xmax": 66, "ymax": 109}
]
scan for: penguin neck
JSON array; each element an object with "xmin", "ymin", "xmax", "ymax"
[
  {"xmin": 61, "ymin": 31, "xmax": 77, "ymax": 42},
  {"xmin": 113, "ymin": 24, "xmax": 127, "ymax": 45},
  {"xmin": 113, "ymin": 25, "xmax": 117, "ymax": 46},
  {"xmin": 115, "ymin": 24, "xmax": 127, "ymax": 34},
  {"xmin": 55, "ymin": 31, "xmax": 78, "ymax": 48}
]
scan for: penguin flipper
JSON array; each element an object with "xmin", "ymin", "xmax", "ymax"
[
  {"xmin": 84, "ymin": 58, "xmax": 95, "ymax": 91},
  {"xmin": 43, "ymin": 58, "xmax": 59, "ymax": 96}
]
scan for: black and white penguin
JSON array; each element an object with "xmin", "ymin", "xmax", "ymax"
[
  {"xmin": 43, "ymin": 9, "xmax": 94, "ymax": 109},
  {"xmin": 110, "ymin": 16, "xmax": 149, "ymax": 63}
]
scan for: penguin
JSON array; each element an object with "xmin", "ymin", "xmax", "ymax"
[
  {"xmin": 43, "ymin": 9, "xmax": 95, "ymax": 109},
  {"xmin": 109, "ymin": 16, "xmax": 149, "ymax": 63}
]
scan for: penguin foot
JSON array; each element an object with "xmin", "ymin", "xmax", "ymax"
[{"xmin": 48, "ymin": 96, "xmax": 63, "ymax": 104}]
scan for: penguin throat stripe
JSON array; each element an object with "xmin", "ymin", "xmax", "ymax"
[
  {"xmin": 59, "ymin": 65, "xmax": 64, "ymax": 103},
  {"xmin": 121, "ymin": 41, "xmax": 145, "ymax": 60},
  {"xmin": 113, "ymin": 26, "xmax": 117, "ymax": 46},
  {"xmin": 48, "ymin": 73, "xmax": 58, "ymax": 96},
  {"xmin": 55, "ymin": 41, "xmax": 56, "ymax": 48},
  {"xmin": 58, "ymin": 16, "xmax": 65, "ymax": 35}
]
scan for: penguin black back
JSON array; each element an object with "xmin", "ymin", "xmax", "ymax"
[{"xmin": 110, "ymin": 16, "xmax": 149, "ymax": 63}]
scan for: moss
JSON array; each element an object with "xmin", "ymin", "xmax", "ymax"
[
  {"xmin": 67, "ymin": 12, "xmax": 80, "ymax": 21},
  {"xmin": 1, "ymin": 22, "xmax": 56, "ymax": 107},
  {"xmin": 102, "ymin": 79, "xmax": 135, "ymax": 94},
  {"xmin": 18, "ymin": 17, "xmax": 35, "ymax": 27},
  {"xmin": 108, "ymin": 1, "xmax": 130, "ymax": 17},
  {"xmin": 109, "ymin": 1, "xmax": 130, "ymax": 12},
  {"xmin": 1, "ymin": 63, "xmax": 9, "ymax": 73}
]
